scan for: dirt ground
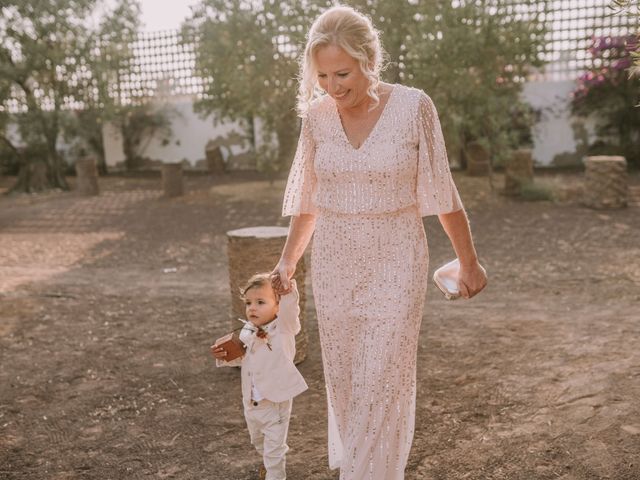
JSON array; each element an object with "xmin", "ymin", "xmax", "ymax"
[{"xmin": 0, "ymin": 170, "xmax": 639, "ymax": 480}]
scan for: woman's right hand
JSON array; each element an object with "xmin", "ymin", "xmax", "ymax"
[
  {"xmin": 458, "ymin": 260, "xmax": 488, "ymax": 299},
  {"xmin": 270, "ymin": 259, "xmax": 296, "ymax": 295}
]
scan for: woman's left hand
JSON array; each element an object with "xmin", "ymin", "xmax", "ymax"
[
  {"xmin": 458, "ymin": 260, "xmax": 488, "ymax": 299},
  {"xmin": 270, "ymin": 259, "xmax": 296, "ymax": 295}
]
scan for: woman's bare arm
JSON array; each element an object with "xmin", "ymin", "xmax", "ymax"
[
  {"xmin": 271, "ymin": 213, "xmax": 316, "ymax": 293},
  {"xmin": 281, "ymin": 213, "xmax": 316, "ymax": 265},
  {"xmin": 438, "ymin": 208, "xmax": 487, "ymax": 298},
  {"xmin": 438, "ymin": 209, "xmax": 478, "ymax": 266}
]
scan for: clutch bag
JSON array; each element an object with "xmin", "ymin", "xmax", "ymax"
[
  {"xmin": 213, "ymin": 331, "xmax": 246, "ymax": 361},
  {"xmin": 433, "ymin": 258, "xmax": 462, "ymax": 300}
]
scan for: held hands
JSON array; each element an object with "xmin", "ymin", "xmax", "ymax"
[
  {"xmin": 270, "ymin": 260, "xmax": 296, "ymax": 295},
  {"xmin": 457, "ymin": 260, "xmax": 488, "ymax": 299}
]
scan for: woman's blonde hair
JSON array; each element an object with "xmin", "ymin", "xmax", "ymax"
[{"xmin": 296, "ymin": 4, "xmax": 388, "ymax": 117}]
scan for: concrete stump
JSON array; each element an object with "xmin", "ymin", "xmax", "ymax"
[
  {"xmin": 75, "ymin": 157, "xmax": 99, "ymax": 196},
  {"xmin": 583, "ymin": 156, "xmax": 628, "ymax": 209},
  {"xmin": 466, "ymin": 142, "xmax": 490, "ymax": 176},
  {"xmin": 161, "ymin": 163, "xmax": 184, "ymax": 197},
  {"xmin": 227, "ymin": 226, "xmax": 308, "ymax": 364},
  {"xmin": 205, "ymin": 144, "xmax": 225, "ymax": 175},
  {"xmin": 505, "ymin": 148, "xmax": 534, "ymax": 195}
]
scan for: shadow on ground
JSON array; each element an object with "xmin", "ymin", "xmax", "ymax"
[{"xmin": 0, "ymin": 171, "xmax": 639, "ymax": 479}]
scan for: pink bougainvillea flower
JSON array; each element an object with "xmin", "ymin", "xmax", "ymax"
[{"xmin": 613, "ymin": 58, "xmax": 632, "ymax": 70}]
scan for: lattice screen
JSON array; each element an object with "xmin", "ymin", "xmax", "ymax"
[
  {"xmin": 2, "ymin": 1, "xmax": 639, "ymax": 111},
  {"xmin": 116, "ymin": 29, "xmax": 202, "ymax": 104},
  {"xmin": 119, "ymin": 1, "xmax": 638, "ymax": 102},
  {"xmin": 535, "ymin": 0, "xmax": 639, "ymax": 81},
  {"xmin": 116, "ymin": 28, "xmax": 295, "ymax": 104}
]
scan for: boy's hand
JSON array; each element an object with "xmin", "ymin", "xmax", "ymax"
[
  {"xmin": 210, "ymin": 344, "xmax": 228, "ymax": 360},
  {"xmin": 270, "ymin": 262, "xmax": 296, "ymax": 294}
]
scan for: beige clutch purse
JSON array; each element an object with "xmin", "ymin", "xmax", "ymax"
[
  {"xmin": 433, "ymin": 258, "xmax": 462, "ymax": 300},
  {"xmin": 433, "ymin": 259, "xmax": 487, "ymax": 300}
]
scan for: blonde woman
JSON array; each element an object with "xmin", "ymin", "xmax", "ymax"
[{"xmin": 271, "ymin": 5, "xmax": 487, "ymax": 479}]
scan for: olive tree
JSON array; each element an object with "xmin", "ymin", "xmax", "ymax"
[
  {"xmin": 184, "ymin": 0, "xmax": 548, "ymax": 178},
  {"xmin": 0, "ymin": 0, "xmax": 140, "ymax": 192},
  {"xmin": 403, "ymin": 0, "xmax": 549, "ymax": 171},
  {"xmin": 183, "ymin": 0, "xmax": 332, "ymax": 175}
]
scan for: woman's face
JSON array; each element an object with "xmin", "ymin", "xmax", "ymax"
[{"xmin": 315, "ymin": 44, "xmax": 371, "ymax": 109}]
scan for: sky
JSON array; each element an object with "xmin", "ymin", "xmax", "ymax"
[{"xmin": 138, "ymin": 0, "xmax": 198, "ymax": 31}]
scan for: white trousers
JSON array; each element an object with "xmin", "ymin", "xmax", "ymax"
[{"xmin": 244, "ymin": 398, "xmax": 293, "ymax": 480}]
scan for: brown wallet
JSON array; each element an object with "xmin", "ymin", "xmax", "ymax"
[{"xmin": 213, "ymin": 331, "xmax": 246, "ymax": 362}]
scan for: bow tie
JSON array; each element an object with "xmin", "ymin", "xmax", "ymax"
[{"xmin": 238, "ymin": 318, "xmax": 276, "ymax": 351}]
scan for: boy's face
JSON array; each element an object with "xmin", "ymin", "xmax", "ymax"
[{"xmin": 244, "ymin": 284, "xmax": 279, "ymax": 327}]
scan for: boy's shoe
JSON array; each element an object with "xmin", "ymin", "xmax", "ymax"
[{"xmin": 259, "ymin": 465, "xmax": 267, "ymax": 480}]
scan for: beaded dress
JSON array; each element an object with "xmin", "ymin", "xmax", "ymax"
[{"xmin": 282, "ymin": 83, "xmax": 463, "ymax": 480}]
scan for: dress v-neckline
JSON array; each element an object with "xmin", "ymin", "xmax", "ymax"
[{"xmin": 333, "ymin": 83, "xmax": 397, "ymax": 152}]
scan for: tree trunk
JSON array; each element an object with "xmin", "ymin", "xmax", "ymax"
[
  {"xmin": 90, "ymin": 132, "xmax": 108, "ymax": 175},
  {"xmin": 618, "ymin": 121, "xmax": 639, "ymax": 168},
  {"xmin": 44, "ymin": 127, "xmax": 69, "ymax": 190},
  {"xmin": 96, "ymin": 151, "xmax": 108, "ymax": 176},
  {"xmin": 49, "ymin": 151, "xmax": 69, "ymax": 190},
  {"xmin": 8, "ymin": 152, "xmax": 68, "ymax": 193},
  {"xmin": 8, "ymin": 153, "xmax": 31, "ymax": 194},
  {"xmin": 122, "ymin": 121, "xmax": 136, "ymax": 171},
  {"xmin": 9, "ymin": 159, "xmax": 49, "ymax": 194}
]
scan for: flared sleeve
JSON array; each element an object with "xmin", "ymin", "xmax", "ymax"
[
  {"xmin": 415, "ymin": 92, "xmax": 463, "ymax": 217},
  {"xmin": 282, "ymin": 115, "xmax": 318, "ymax": 217}
]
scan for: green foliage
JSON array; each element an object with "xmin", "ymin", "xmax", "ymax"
[
  {"xmin": 0, "ymin": 0, "xmax": 141, "ymax": 191},
  {"xmin": 519, "ymin": 180, "xmax": 553, "ymax": 201},
  {"xmin": 611, "ymin": 0, "xmax": 640, "ymax": 62},
  {"xmin": 341, "ymin": 1, "xmax": 419, "ymax": 83},
  {"xmin": 70, "ymin": 0, "xmax": 141, "ymax": 173},
  {"xmin": 183, "ymin": 0, "xmax": 331, "ymax": 172},
  {"xmin": 0, "ymin": 81, "xmax": 16, "ymax": 174},
  {"xmin": 570, "ymin": 34, "xmax": 640, "ymax": 167},
  {"xmin": 403, "ymin": 1, "xmax": 548, "ymax": 168},
  {"xmin": 114, "ymin": 103, "xmax": 177, "ymax": 170},
  {"xmin": 185, "ymin": 0, "xmax": 547, "ymax": 175},
  {"xmin": 609, "ymin": 2, "xmax": 640, "ymax": 166}
]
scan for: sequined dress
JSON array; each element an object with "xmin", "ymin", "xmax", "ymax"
[{"xmin": 282, "ymin": 83, "xmax": 463, "ymax": 480}]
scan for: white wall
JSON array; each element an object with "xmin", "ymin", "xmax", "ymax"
[
  {"xmin": 521, "ymin": 79, "xmax": 596, "ymax": 167},
  {"xmin": 102, "ymin": 95, "xmax": 253, "ymax": 169},
  {"xmin": 102, "ymin": 82, "xmax": 597, "ymax": 170}
]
